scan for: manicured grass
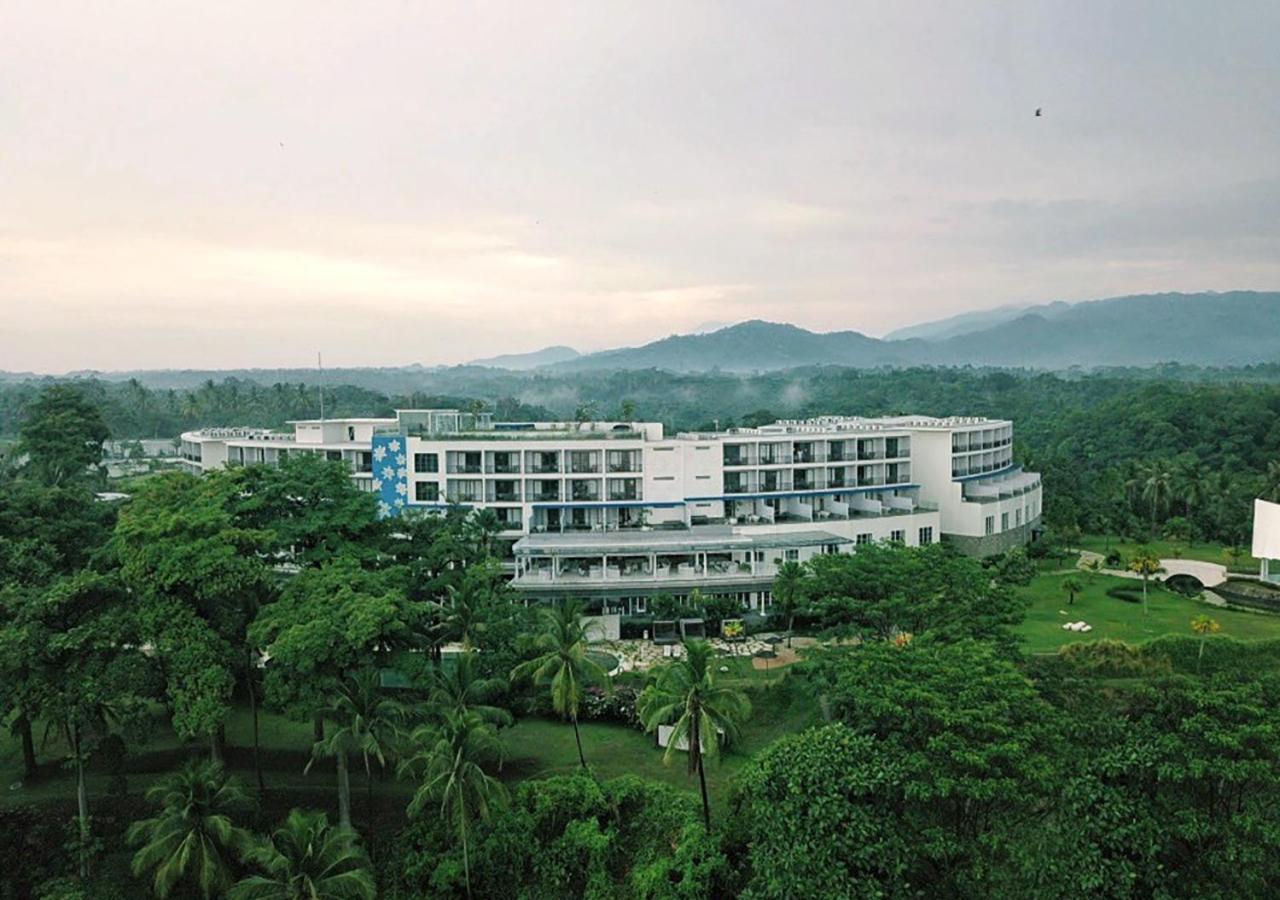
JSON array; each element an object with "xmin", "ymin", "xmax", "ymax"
[
  {"xmin": 500, "ymin": 674, "xmax": 818, "ymax": 808},
  {"xmin": 2, "ymin": 668, "xmax": 819, "ymax": 816},
  {"xmin": 1017, "ymin": 571, "xmax": 1280, "ymax": 653},
  {"xmin": 1075, "ymin": 534, "xmax": 1260, "ymax": 574}
]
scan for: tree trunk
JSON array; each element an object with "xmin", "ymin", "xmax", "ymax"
[
  {"xmin": 72, "ymin": 724, "xmax": 89, "ymax": 879},
  {"xmin": 313, "ymin": 711, "xmax": 325, "ymax": 744},
  {"xmin": 701, "ymin": 752, "xmax": 711, "ymax": 829},
  {"xmin": 1141, "ymin": 577, "xmax": 1149, "ymax": 616},
  {"xmin": 787, "ymin": 612, "xmax": 795, "ymax": 648},
  {"xmin": 336, "ymin": 749, "xmax": 352, "ymax": 830},
  {"xmin": 246, "ymin": 655, "xmax": 265, "ymax": 794},
  {"xmin": 17, "ymin": 713, "xmax": 37, "ymax": 778},
  {"xmin": 210, "ymin": 729, "xmax": 222, "ymax": 765},
  {"xmin": 461, "ymin": 816, "xmax": 472, "ymax": 900},
  {"xmin": 571, "ymin": 713, "xmax": 588, "ymax": 769}
]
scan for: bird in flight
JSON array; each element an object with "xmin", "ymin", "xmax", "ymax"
[{"xmin": 1035, "ymin": 108, "xmax": 1042, "ymax": 117}]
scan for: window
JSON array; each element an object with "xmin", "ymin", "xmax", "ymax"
[
  {"xmin": 1001, "ymin": 512, "xmax": 1009, "ymax": 530},
  {"xmin": 890, "ymin": 529, "xmax": 905, "ymax": 543},
  {"xmin": 1015, "ymin": 508, "xmax": 1023, "ymax": 526},
  {"xmin": 414, "ymin": 453, "xmax": 438, "ymax": 473},
  {"xmin": 415, "ymin": 482, "xmax": 439, "ymax": 502},
  {"xmin": 918, "ymin": 527, "xmax": 934, "ymax": 545},
  {"xmin": 347, "ymin": 426, "xmax": 355, "ymax": 441},
  {"xmin": 856, "ymin": 533, "xmax": 873, "ymax": 545},
  {"xmin": 784, "ymin": 549, "xmax": 800, "ymax": 562},
  {"xmin": 985, "ymin": 515, "xmax": 994, "ymax": 536},
  {"xmin": 326, "ymin": 450, "xmax": 342, "ymax": 462}
]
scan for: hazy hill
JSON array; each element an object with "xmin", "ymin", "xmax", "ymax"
[
  {"xmin": 549, "ymin": 291, "xmax": 1280, "ymax": 372},
  {"xmin": 549, "ymin": 320, "xmax": 922, "ymax": 373},
  {"xmin": 884, "ymin": 302, "xmax": 1066, "ymax": 341},
  {"xmin": 468, "ymin": 345, "xmax": 580, "ymax": 370}
]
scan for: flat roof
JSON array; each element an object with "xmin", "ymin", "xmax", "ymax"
[{"xmin": 514, "ymin": 526, "xmax": 850, "ymax": 555}]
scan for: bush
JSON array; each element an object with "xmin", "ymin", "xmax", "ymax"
[
  {"xmin": 581, "ymin": 685, "xmax": 642, "ymax": 728},
  {"xmin": 1057, "ymin": 640, "xmax": 1172, "ymax": 678},
  {"xmin": 1106, "ymin": 585, "xmax": 1145, "ymax": 604},
  {"xmin": 620, "ymin": 616, "xmax": 655, "ymax": 640},
  {"xmin": 1105, "ymin": 550, "xmax": 1123, "ymax": 567}
]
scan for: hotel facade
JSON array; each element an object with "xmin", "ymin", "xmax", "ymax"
[{"xmin": 180, "ymin": 410, "xmax": 1042, "ymax": 613}]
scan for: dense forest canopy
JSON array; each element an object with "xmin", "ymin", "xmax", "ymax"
[{"xmin": 2, "ymin": 366, "xmax": 1277, "ymax": 545}]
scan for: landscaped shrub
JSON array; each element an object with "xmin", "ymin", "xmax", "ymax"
[
  {"xmin": 1140, "ymin": 635, "xmax": 1280, "ymax": 676},
  {"xmin": 620, "ymin": 615, "xmax": 655, "ymax": 640},
  {"xmin": 1214, "ymin": 579, "xmax": 1280, "ymax": 613},
  {"xmin": 1105, "ymin": 550, "xmax": 1123, "ymax": 567},
  {"xmin": 581, "ymin": 684, "xmax": 642, "ymax": 728},
  {"xmin": 1164, "ymin": 573, "xmax": 1204, "ymax": 596},
  {"xmin": 1056, "ymin": 639, "xmax": 1172, "ymax": 678},
  {"xmin": 1106, "ymin": 585, "xmax": 1145, "ymax": 604}
]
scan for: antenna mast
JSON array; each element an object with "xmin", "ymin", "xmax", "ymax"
[{"xmin": 317, "ymin": 351, "xmax": 325, "ymax": 421}]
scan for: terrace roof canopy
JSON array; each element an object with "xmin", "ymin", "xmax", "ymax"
[{"xmin": 514, "ymin": 525, "xmax": 851, "ymax": 557}]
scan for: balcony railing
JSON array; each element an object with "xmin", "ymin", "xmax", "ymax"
[
  {"xmin": 487, "ymin": 463, "xmax": 521, "ymax": 474},
  {"xmin": 570, "ymin": 490, "xmax": 600, "ymax": 502},
  {"xmin": 450, "ymin": 464, "xmax": 483, "ymax": 474},
  {"xmin": 608, "ymin": 490, "xmax": 641, "ymax": 501},
  {"xmin": 532, "ymin": 490, "xmax": 561, "ymax": 501},
  {"xmin": 607, "ymin": 460, "xmax": 641, "ymax": 473}
]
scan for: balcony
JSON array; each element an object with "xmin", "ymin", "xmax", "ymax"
[
  {"xmin": 608, "ymin": 489, "xmax": 641, "ymax": 502},
  {"xmin": 532, "ymin": 489, "xmax": 561, "ymax": 502},
  {"xmin": 570, "ymin": 489, "xmax": 601, "ymax": 502},
  {"xmin": 607, "ymin": 460, "xmax": 641, "ymax": 473},
  {"xmin": 724, "ymin": 483, "xmax": 751, "ymax": 495},
  {"xmin": 487, "ymin": 463, "xmax": 521, "ymax": 474},
  {"xmin": 450, "ymin": 464, "xmax": 483, "ymax": 475},
  {"xmin": 527, "ymin": 463, "xmax": 561, "ymax": 474}
]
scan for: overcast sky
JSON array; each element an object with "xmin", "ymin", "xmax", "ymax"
[{"xmin": 3, "ymin": 1, "xmax": 1279, "ymax": 372}]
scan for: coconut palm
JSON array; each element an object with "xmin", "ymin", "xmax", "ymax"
[
  {"xmin": 510, "ymin": 598, "xmax": 609, "ymax": 769},
  {"xmin": 1172, "ymin": 459, "xmax": 1208, "ymax": 515},
  {"xmin": 1191, "ymin": 614, "xmax": 1221, "ymax": 670},
  {"xmin": 638, "ymin": 639, "xmax": 751, "ymax": 828},
  {"xmin": 463, "ymin": 508, "xmax": 503, "ymax": 560},
  {"xmin": 1263, "ymin": 460, "xmax": 1280, "ymax": 504},
  {"xmin": 1128, "ymin": 548, "xmax": 1164, "ymax": 617},
  {"xmin": 306, "ymin": 668, "xmax": 403, "ymax": 829},
  {"xmin": 421, "ymin": 648, "xmax": 513, "ymax": 729},
  {"xmin": 126, "ymin": 760, "xmax": 253, "ymax": 899},
  {"xmin": 1062, "ymin": 575, "xmax": 1083, "ymax": 605},
  {"xmin": 1138, "ymin": 460, "xmax": 1174, "ymax": 529},
  {"xmin": 229, "ymin": 809, "xmax": 375, "ymax": 900},
  {"xmin": 772, "ymin": 561, "xmax": 807, "ymax": 647},
  {"xmin": 399, "ymin": 711, "xmax": 507, "ymax": 899}
]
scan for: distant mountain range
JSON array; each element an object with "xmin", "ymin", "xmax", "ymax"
[
  {"xmin": 502, "ymin": 291, "xmax": 1280, "ymax": 373},
  {"xmin": 466, "ymin": 345, "xmax": 580, "ymax": 370},
  {"xmin": 9, "ymin": 292, "xmax": 1280, "ymax": 386}
]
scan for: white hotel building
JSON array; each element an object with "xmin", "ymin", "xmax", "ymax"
[{"xmin": 180, "ymin": 410, "xmax": 1042, "ymax": 613}]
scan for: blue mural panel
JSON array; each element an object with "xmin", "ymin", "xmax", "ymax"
[{"xmin": 371, "ymin": 434, "xmax": 409, "ymax": 517}]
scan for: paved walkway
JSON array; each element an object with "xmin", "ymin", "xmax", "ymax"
[{"xmin": 1074, "ymin": 551, "xmax": 1228, "ymax": 606}]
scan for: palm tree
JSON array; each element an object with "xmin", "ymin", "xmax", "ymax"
[
  {"xmin": 510, "ymin": 599, "xmax": 609, "ymax": 769},
  {"xmin": 1264, "ymin": 460, "xmax": 1280, "ymax": 504},
  {"xmin": 771, "ymin": 561, "xmax": 807, "ymax": 647},
  {"xmin": 399, "ymin": 711, "xmax": 507, "ymax": 899},
  {"xmin": 126, "ymin": 760, "xmax": 253, "ymax": 899},
  {"xmin": 1191, "ymin": 614, "xmax": 1221, "ymax": 671},
  {"xmin": 443, "ymin": 583, "xmax": 490, "ymax": 651},
  {"xmin": 1128, "ymin": 548, "xmax": 1164, "ymax": 617},
  {"xmin": 638, "ymin": 640, "xmax": 751, "ymax": 828},
  {"xmin": 1138, "ymin": 460, "xmax": 1174, "ymax": 529},
  {"xmin": 1172, "ymin": 459, "xmax": 1208, "ymax": 516},
  {"xmin": 306, "ymin": 668, "xmax": 403, "ymax": 829},
  {"xmin": 229, "ymin": 809, "xmax": 375, "ymax": 900},
  {"xmin": 1062, "ymin": 575, "xmax": 1083, "ymax": 605},
  {"xmin": 422, "ymin": 649, "xmax": 513, "ymax": 729},
  {"xmin": 464, "ymin": 509, "xmax": 503, "ymax": 560}
]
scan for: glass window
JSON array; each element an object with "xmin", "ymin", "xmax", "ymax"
[
  {"xmin": 415, "ymin": 482, "xmax": 439, "ymax": 502},
  {"xmin": 918, "ymin": 527, "xmax": 934, "ymax": 545},
  {"xmin": 414, "ymin": 453, "xmax": 438, "ymax": 473}
]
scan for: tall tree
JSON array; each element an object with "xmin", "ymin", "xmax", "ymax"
[
  {"xmin": 306, "ymin": 668, "xmax": 403, "ymax": 826},
  {"xmin": 127, "ymin": 760, "xmax": 254, "ymax": 899},
  {"xmin": 1128, "ymin": 548, "xmax": 1164, "ymax": 616},
  {"xmin": 510, "ymin": 599, "xmax": 609, "ymax": 770},
  {"xmin": 638, "ymin": 640, "xmax": 750, "ymax": 828},
  {"xmin": 399, "ymin": 711, "xmax": 508, "ymax": 900},
  {"xmin": 114, "ymin": 470, "xmax": 274, "ymax": 762},
  {"xmin": 232, "ymin": 454, "xmax": 383, "ymax": 569},
  {"xmin": 15, "ymin": 384, "xmax": 110, "ymax": 486},
  {"xmin": 230, "ymin": 809, "xmax": 376, "ymax": 900},
  {"xmin": 771, "ymin": 561, "xmax": 807, "ymax": 647}
]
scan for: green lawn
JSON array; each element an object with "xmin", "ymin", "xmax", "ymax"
[
  {"xmin": 2, "ymin": 667, "xmax": 818, "ymax": 816},
  {"xmin": 501, "ymin": 672, "xmax": 816, "ymax": 808},
  {"xmin": 1017, "ymin": 571, "xmax": 1280, "ymax": 653},
  {"xmin": 1075, "ymin": 533, "xmax": 1260, "ymax": 574}
]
